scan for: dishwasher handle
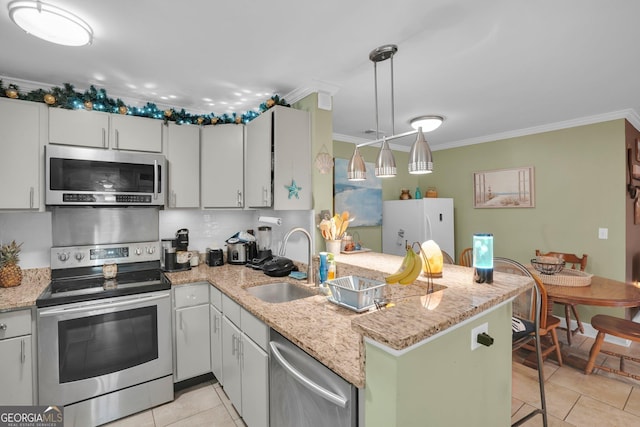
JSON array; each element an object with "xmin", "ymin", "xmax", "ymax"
[{"xmin": 269, "ymin": 341, "xmax": 348, "ymax": 409}]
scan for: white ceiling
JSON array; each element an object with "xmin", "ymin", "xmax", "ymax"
[{"xmin": 2, "ymin": 0, "xmax": 640, "ymax": 150}]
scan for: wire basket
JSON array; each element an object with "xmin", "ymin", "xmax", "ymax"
[
  {"xmin": 531, "ymin": 257, "xmax": 565, "ymax": 275},
  {"xmin": 326, "ymin": 276, "xmax": 386, "ymax": 311}
]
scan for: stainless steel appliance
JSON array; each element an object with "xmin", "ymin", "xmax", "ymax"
[
  {"xmin": 45, "ymin": 144, "xmax": 166, "ymax": 206},
  {"xmin": 227, "ymin": 239, "xmax": 248, "ymax": 265},
  {"xmin": 36, "ymin": 241, "xmax": 173, "ymax": 427},
  {"xmin": 269, "ymin": 330, "xmax": 358, "ymax": 427}
]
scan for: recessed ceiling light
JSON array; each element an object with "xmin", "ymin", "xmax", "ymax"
[
  {"xmin": 8, "ymin": 0, "xmax": 93, "ymax": 47},
  {"xmin": 410, "ymin": 115, "xmax": 444, "ymax": 132}
]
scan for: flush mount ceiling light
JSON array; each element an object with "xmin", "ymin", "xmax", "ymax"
[
  {"xmin": 8, "ymin": 0, "xmax": 93, "ymax": 46},
  {"xmin": 347, "ymin": 44, "xmax": 441, "ymax": 181},
  {"xmin": 410, "ymin": 115, "xmax": 444, "ymax": 133}
]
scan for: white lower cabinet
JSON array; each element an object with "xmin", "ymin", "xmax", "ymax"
[
  {"xmin": 210, "ymin": 287, "xmax": 223, "ymax": 384},
  {"xmin": 0, "ymin": 309, "xmax": 33, "ymax": 404},
  {"xmin": 221, "ymin": 295, "xmax": 269, "ymax": 427},
  {"xmin": 173, "ymin": 283, "xmax": 211, "ymax": 382}
]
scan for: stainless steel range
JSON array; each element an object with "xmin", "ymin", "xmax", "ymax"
[{"xmin": 36, "ymin": 240, "xmax": 173, "ymax": 427}]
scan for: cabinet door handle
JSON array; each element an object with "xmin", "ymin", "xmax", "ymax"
[
  {"xmin": 153, "ymin": 160, "xmax": 159, "ymax": 200},
  {"xmin": 262, "ymin": 187, "xmax": 268, "ymax": 205},
  {"xmin": 29, "ymin": 187, "xmax": 34, "ymax": 208},
  {"xmin": 179, "ymin": 311, "xmax": 184, "ymax": 330},
  {"xmin": 237, "ymin": 190, "xmax": 243, "ymax": 207},
  {"xmin": 214, "ymin": 316, "xmax": 219, "ymax": 333},
  {"xmin": 115, "ymin": 129, "xmax": 120, "ymax": 149},
  {"xmin": 231, "ymin": 334, "xmax": 237, "ymax": 356},
  {"xmin": 0, "ymin": 323, "xmax": 7, "ymax": 330},
  {"xmin": 20, "ymin": 339, "xmax": 26, "ymax": 364},
  {"xmin": 102, "ymin": 128, "xmax": 107, "ymax": 147},
  {"xmin": 239, "ymin": 339, "xmax": 244, "ymax": 365}
]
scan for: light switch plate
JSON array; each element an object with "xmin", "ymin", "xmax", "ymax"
[{"xmin": 598, "ymin": 228, "xmax": 608, "ymax": 239}]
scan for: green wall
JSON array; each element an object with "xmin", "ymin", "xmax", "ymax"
[
  {"xmin": 292, "ymin": 93, "xmax": 334, "ymax": 253},
  {"xmin": 419, "ymin": 120, "xmax": 626, "ymax": 281},
  {"xmin": 365, "ymin": 303, "xmax": 512, "ymax": 426}
]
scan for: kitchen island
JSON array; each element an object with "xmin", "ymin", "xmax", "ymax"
[{"xmin": 166, "ymin": 251, "xmax": 533, "ymax": 427}]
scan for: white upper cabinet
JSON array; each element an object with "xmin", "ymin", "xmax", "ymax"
[
  {"xmin": 49, "ymin": 108, "xmax": 163, "ymax": 152},
  {"xmin": 166, "ymin": 123, "xmax": 200, "ymax": 208},
  {"xmin": 201, "ymin": 124, "xmax": 244, "ymax": 208},
  {"xmin": 245, "ymin": 106, "xmax": 311, "ymax": 210},
  {"xmin": 110, "ymin": 114, "xmax": 163, "ymax": 152},
  {"xmin": 0, "ymin": 98, "xmax": 43, "ymax": 210},
  {"xmin": 245, "ymin": 110, "xmax": 272, "ymax": 208},
  {"xmin": 272, "ymin": 106, "xmax": 311, "ymax": 210},
  {"xmin": 49, "ymin": 108, "xmax": 109, "ymax": 148}
]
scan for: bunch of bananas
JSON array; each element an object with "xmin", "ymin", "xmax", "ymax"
[{"xmin": 385, "ymin": 243, "xmax": 423, "ymax": 285}]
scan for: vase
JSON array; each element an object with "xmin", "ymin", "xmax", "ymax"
[{"xmin": 325, "ymin": 239, "xmax": 341, "ymax": 255}]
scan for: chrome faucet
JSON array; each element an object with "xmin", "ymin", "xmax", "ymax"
[{"xmin": 279, "ymin": 227, "xmax": 314, "ymax": 285}]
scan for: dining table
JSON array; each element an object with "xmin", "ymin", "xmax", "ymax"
[{"xmin": 537, "ymin": 273, "xmax": 640, "ymax": 370}]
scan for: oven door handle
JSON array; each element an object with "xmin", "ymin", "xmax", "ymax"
[
  {"xmin": 38, "ymin": 293, "xmax": 168, "ymax": 317},
  {"xmin": 269, "ymin": 341, "xmax": 348, "ymax": 408}
]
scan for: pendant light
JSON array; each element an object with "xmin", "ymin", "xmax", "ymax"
[
  {"xmin": 408, "ymin": 126, "xmax": 433, "ymax": 174},
  {"xmin": 347, "ymin": 44, "xmax": 441, "ymax": 181}
]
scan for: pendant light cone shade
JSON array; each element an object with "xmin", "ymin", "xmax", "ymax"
[
  {"xmin": 408, "ymin": 127, "xmax": 433, "ymax": 174},
  {"xmin": 375, "ymin": 138, "xmax": 397, "ymax": 177},
  {"xmin": 347, "ymin": 147, "xmax": 366, "ymax": 181},
  {"xmin": 8, "ymin": 1, "xmax": 93, "ymax": 46}
]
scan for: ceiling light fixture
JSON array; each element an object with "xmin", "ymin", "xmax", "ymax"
[
  {"xmin": 347, "ymin": 45, "xmax": 440, "ymax": 181},
  {"xmin": 410, "ymin": 115, "xmax": 444, "ymax": 132},
  {"xmin": 8, "ymin": 0, "xmax": 93, "ymax": 47}
]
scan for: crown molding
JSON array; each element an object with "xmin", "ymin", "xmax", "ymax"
[
  {"xmin": 284, "ymin": 80, "xmax": 340, "ymax": 104},
  {"xmin": 412, "ymin": 109, "xmax": 640, "ymax": 151}
]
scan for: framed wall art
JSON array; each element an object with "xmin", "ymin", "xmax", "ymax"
[
  {"xmin": 334, "ymin": 158, "xmax": 382, "ymax": 226},
  {"xmin": 474, "ymin": 166, "xmax": 535, "ymax": 208}
]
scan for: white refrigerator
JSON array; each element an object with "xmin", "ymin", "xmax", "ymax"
[{"xmin": 382, "ymin": 198, "xmax": 455, "ymax": 259}]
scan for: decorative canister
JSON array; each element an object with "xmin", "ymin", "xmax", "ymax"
[
  {"xmin": 426, "ymin": 187, "xmax": 438, "ymax": 198},
  {"xmin": 399, "ymin": 189, "xmax": 412, "ymax": 200}
]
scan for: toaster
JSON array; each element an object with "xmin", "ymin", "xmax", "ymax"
[{"xmin": 206, "ymin": 248, "xmax": 224, "ymax": 266}]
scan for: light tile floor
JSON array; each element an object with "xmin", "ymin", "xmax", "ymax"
[
  {"xmin": 512, "ymin": 332, "xmax": 640, "ymax": 426},
  {"xmin": 103, "ymin": 381, "xmax": 246, "ymax": 427},
  {"xmin": 106, "ymin": 333, "xmax": 640, "ymax": 427}
]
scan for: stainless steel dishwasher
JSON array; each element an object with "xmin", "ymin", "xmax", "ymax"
[{"xmin": 269, "ymin": 330, "xmax": 358, "ymax": 427}]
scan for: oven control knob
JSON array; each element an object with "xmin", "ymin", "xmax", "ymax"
[
  {"xmin": 58, "ymin": 252, "xmax": 70, "ymax": 262},
  {"xmin": 147, "ymin": 246, "xmax": 156, "ymax": 254},
  {"xmin": 135, "ymin": 248, "xmax": 142, "ymax": 256},
  {"xmin": 75, "ymin": 252, "xmax": 85, "ymax": 262}
]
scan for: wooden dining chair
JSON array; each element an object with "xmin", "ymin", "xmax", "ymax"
[
  {"xmin": 459, "ymin": 247, "xmax": 473, "ymax": 267},
  {"xmin": 535, "ymin": 250, "xmax": 588, "ymax": 345},
  {"xmin": 442, "ymin": 250, "xmax": 454, "ymax": 265},
  {"xmin": 494, "ymin": 257, "xmax": 549, "ymax": 427}
]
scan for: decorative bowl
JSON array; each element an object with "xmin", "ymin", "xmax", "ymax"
[{"xmin": 531, "ymin": 257, "xmax": 565, "ymax": 275}]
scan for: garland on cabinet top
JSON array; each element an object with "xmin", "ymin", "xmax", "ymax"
[{"xmin": 0, "ymin": 80, "xmax": 290, "ymax": 126}]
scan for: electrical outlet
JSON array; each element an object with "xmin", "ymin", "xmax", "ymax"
[
  {"xmin": 471, "ymin": 322, "xmax": 489, "ymax": 350},
  {"xmin": 598, "ymin": 228, "xmax": 608, "ymax": 239}
]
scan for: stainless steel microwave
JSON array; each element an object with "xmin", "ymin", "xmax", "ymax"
[{"xmin": 45, "ymin": 145, "xmax": 166, "ymax": 206}]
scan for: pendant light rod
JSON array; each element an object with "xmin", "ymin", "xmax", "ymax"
[{"xmin": 356, "ymin": 128, "xmax": 419, "ymax": 148}]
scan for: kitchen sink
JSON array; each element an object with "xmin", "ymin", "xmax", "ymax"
[{"xmin": 247, "ymin": 282, "xmax": 316, "ymax": 303}]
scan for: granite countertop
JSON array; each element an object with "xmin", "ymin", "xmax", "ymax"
[
  {"xmin": 166, "ymin": 252, "xmax": 533, "ymax": 388},
  {"xmin": 0, "ymin": 253, "xmax": 532, "ymax": 388},
  {"xmin": 0, "ymin": 268, "xmax": 50, "ymax": 311}
]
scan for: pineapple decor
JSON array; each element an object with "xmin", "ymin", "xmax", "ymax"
[{"xmin": 0, "ymin": 240, "xmax": 23, "ymax": 288}]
